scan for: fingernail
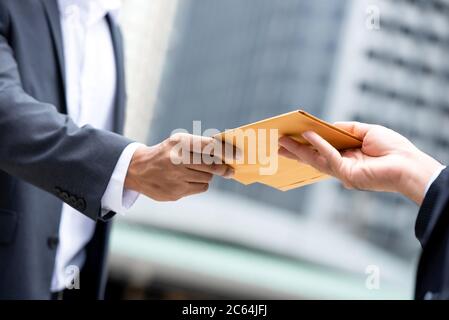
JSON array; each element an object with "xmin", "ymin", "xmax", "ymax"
[
  {"xmin": 278, "ymin": 136, "xmax": 289, "ymax": 146},
  {"xmin": 302, "ymin": 131, "xmax": 314, "ymax": 140},
  {"xmin": 224, "ymin": 167, "xmax": 235, "ymax": 179}
]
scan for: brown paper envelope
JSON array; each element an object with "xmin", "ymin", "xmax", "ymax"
[{"xmin": 215, "ymin": 110, "xmax": 362, "ymax": 191}]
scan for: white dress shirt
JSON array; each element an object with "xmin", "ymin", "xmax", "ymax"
[{"xmin": 51, "ymin": 0, "xmax": 141, "ymax": 292}]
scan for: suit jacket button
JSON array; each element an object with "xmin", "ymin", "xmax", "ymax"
[
  {"xmin": 76, "ymin": 199, "xmax": 86, "ymax": 211},
  {"xmin": 69, "ymin": 196, "xmax": 77, "ymax": 206},
  {"xmin": 47, "ymin": 236, "xmax": 59, "ymax": 250},
  {"xmin": 60, "ymin": 192, "xmax": 70, "ymax": 202}
]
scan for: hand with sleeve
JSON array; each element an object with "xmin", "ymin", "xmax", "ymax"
[
  {"xmin": 279, "ymin": 122, "xmax": 445, "ymax": 205},
  {"xmin": 125, "ymin": 133, "xmax": 234, "ymax": 202}
]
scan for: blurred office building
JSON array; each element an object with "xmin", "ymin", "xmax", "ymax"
[{"xmin": 107, "ymin": 0, "xmax": 449, "ymax": 299}]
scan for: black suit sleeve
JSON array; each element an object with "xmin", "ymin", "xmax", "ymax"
[
  {"xmin": 415, "ymin": 168, "xmax": 449, "ymax": 247},
  {"xmin": 414, "ymin": 167, "xmax": 449, "ymax": 299},
  {"xmin": 0, "ymin": 3, "xmax": 133, "ymax": 221}
]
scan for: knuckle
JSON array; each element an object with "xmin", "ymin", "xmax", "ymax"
[
  {"xmin": 169, "ymin": 133, "xmax": 185, "ymax": 144},
  {"xmin": 342, "ymin": 179, "xmax": 354, "ymax": 190},
  {"xmin": 212, "ymin": 164, "xmax": 227, "ymax": 176},
  {"xmin": 201, "ymin": 183, "xmax": 210, "ymax": 192},
  {"xmin": 167, "ymin": 149, "xmax": 181, "ymax": 163}
]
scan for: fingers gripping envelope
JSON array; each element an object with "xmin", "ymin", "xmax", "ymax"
[{"xmin": 214, "ymin": 110, "xmax": 362, "ymax": 191}]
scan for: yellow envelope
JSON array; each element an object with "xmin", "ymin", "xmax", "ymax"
[{"xmin": 215, "ymin": 110, "xmax": 362, "ymax": 191}]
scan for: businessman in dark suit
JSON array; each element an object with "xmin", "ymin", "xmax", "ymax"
[
  {"xmin": 278, "ymin": 122, "xmax": 448, "ymax": 299},
  {"xmin": 0, "ymin": 0, "xmax": 232, "ymax": 299}
]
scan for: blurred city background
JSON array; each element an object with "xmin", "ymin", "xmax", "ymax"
[{"xmin": 105, "ymin": 0, "xmax": 449, "ymax": 299}]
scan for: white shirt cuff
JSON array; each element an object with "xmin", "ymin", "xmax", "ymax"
[
  {"xmin": 424, "ymin": 166, "xmax": 446, "ymax": 197},
  {"xmin": 101, "ymin": 142, "xmax": 145, "ymax": 216}
]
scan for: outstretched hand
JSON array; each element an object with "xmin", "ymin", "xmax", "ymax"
[
  {"xmin": 279, "ymin": 122, "xmax": 444, "ymax": 205},
  {"xmin": 125, "ymin": 133, "xmax": 235, "ymax": 202}
]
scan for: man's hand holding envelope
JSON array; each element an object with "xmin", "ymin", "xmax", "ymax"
[{"xmin": 214, "ymin": 109, "xmax": 444, "ymax": 207}]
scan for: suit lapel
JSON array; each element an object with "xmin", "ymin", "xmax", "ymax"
[
  {"xmin": 41, "ymin": 0, "xmax": 66, "ymax": 98},
  {"xmin": 107, "ymin": 14, "xmax": 126, "ymax": 135}
]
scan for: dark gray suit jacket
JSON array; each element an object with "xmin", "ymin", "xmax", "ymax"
[{"xmin": 0, "ymin": 0, "xmax": 132, "ymax": 299}]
